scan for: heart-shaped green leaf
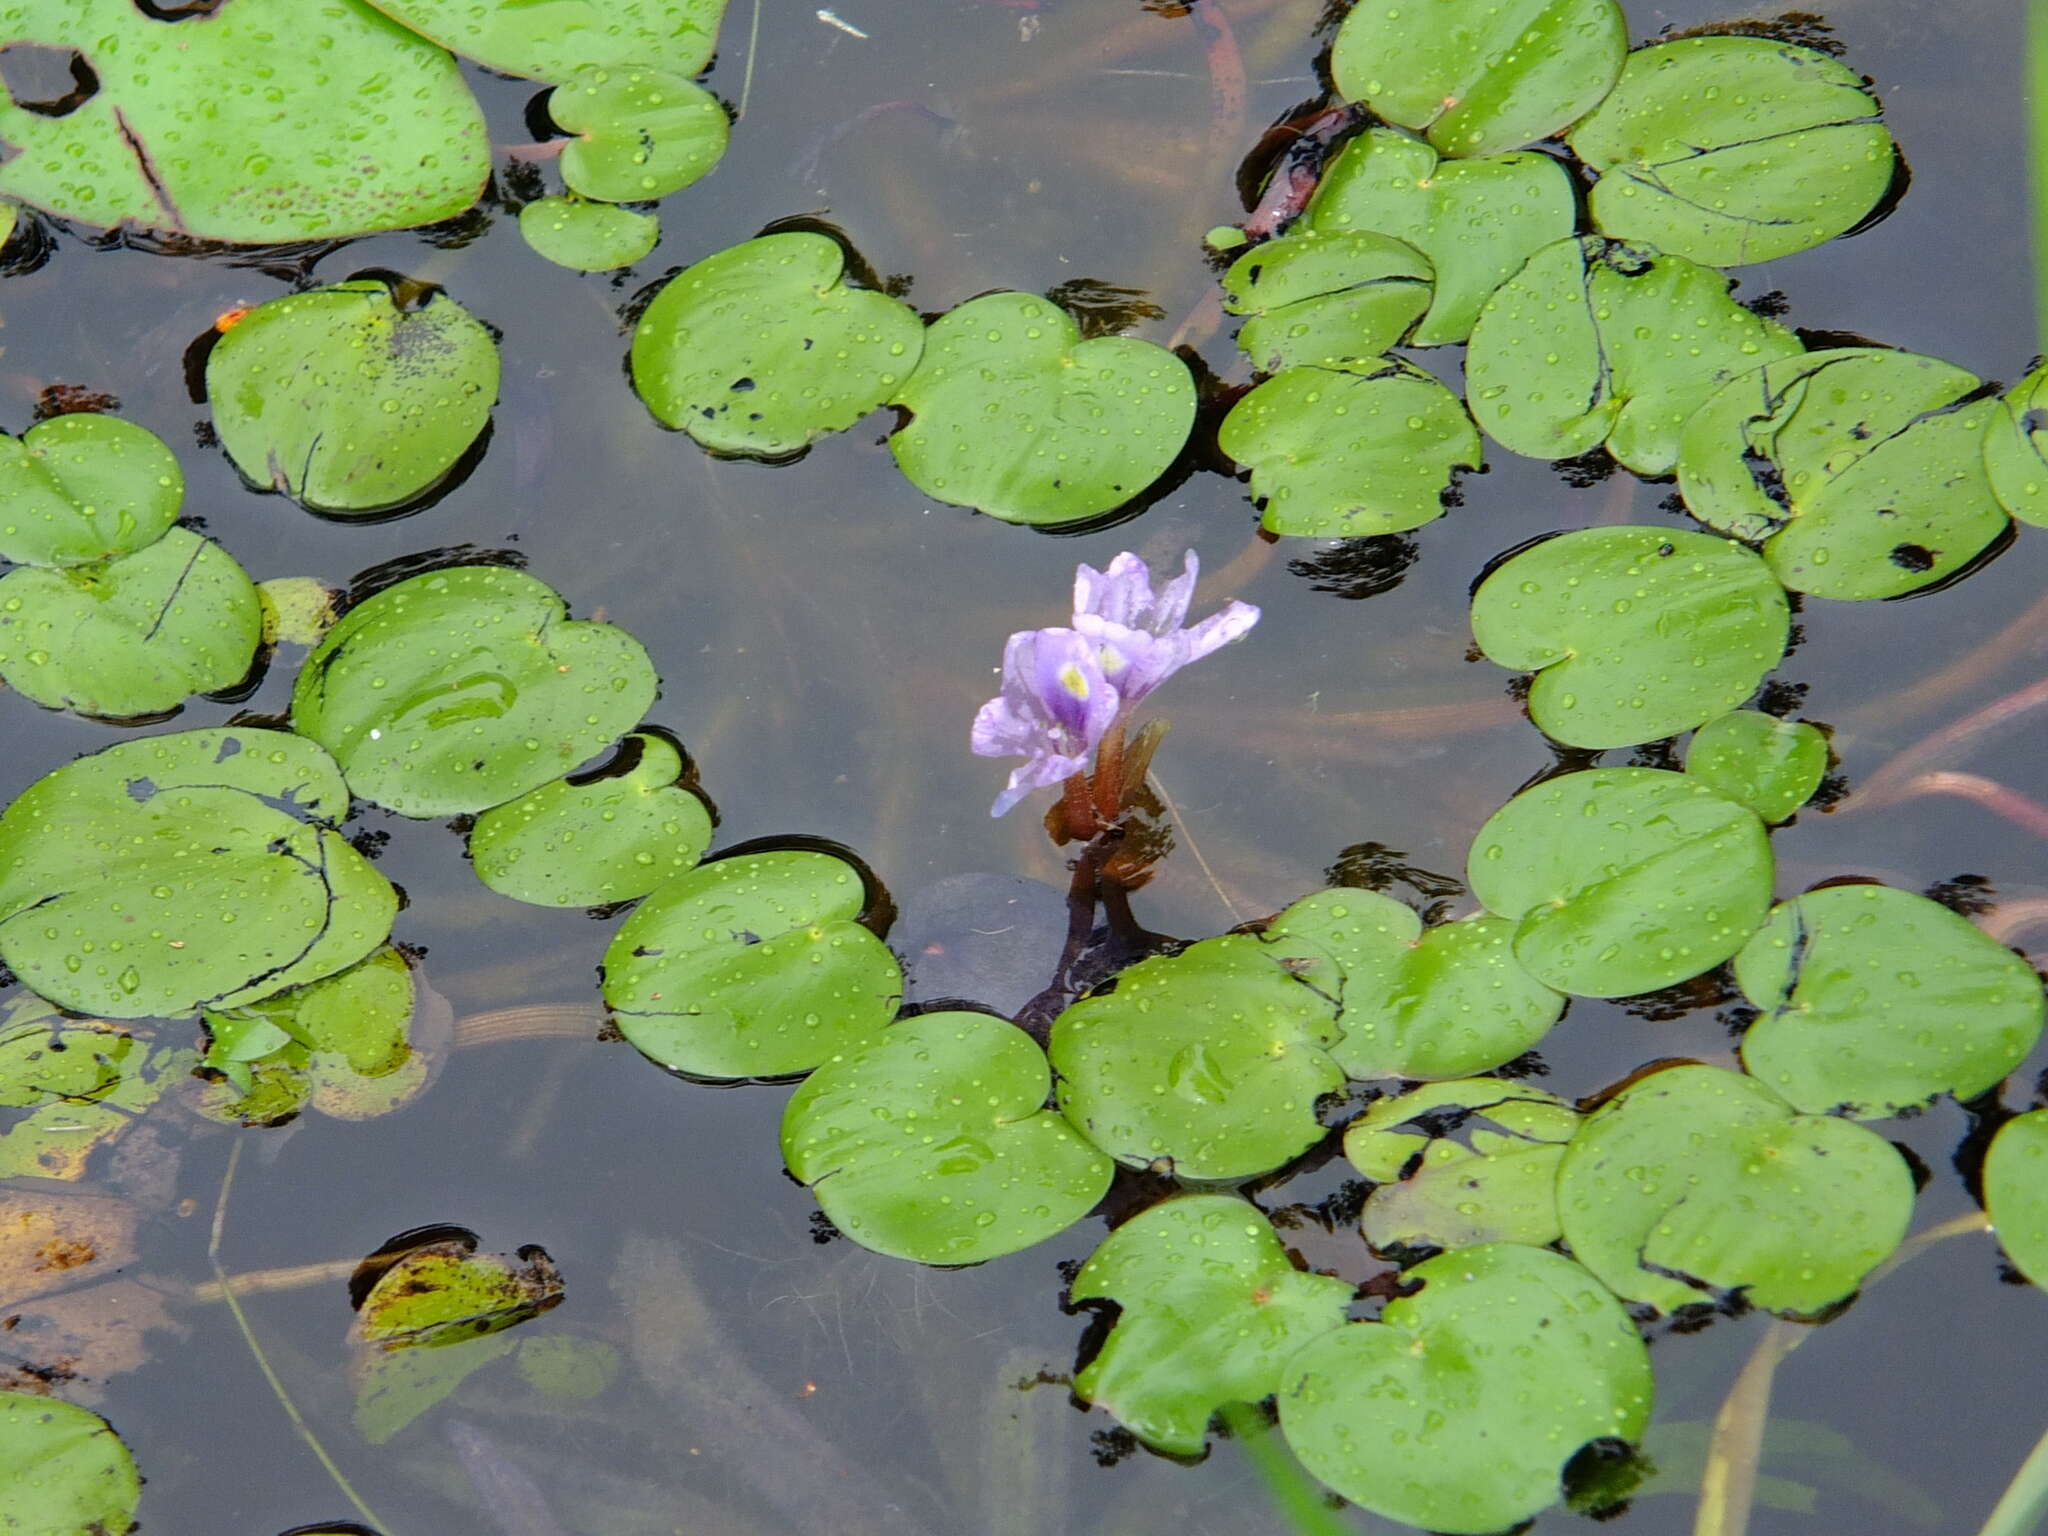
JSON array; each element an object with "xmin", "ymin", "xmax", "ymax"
[
  {"xmin": 1345, "ymin": 1079, "xmax": 1580, "ymax": 1251},
  {"xmin": 781, "ymin": 1010, "xmax": 1111, "ymax": 1265},
  {"xmin": 1331, "ymin": 0, "xmax": 1627, "ymax": 158},
  {"xmin": 1279, "ymin": 1243, "xmax": 1652, "ymax": 1534},
  {"xmin": 519, "ymin": 195, "xmax": 659, "ymax": 271},
  {"xmin": 1735, "ymin": 885, "xmax": 2045, "ymax": 1119},
  {"xmin": 1683, "ymin": 710, "xmax": 1827, "ymax": 822},
  {"xmin": 0, "ymin": 728, "xmax": 397, "ymax": 1019},
  {"xmin": 1218, "ymin": 359, "xmax": 1480, "ymax": 537},
  {"xmin": 889, "ymin": 292, "xmax": 1195, "ymax": 525},
  {"xmin": 1557, "ymin": 1063, "xmax": 1914, "ymax": 1315},
  {"xmin": 0, "ymin": 1391, "xmax": 140, "ymax": 1536},
  {"xmin": 1303, "ymin": 128, "xmax": 1576, "ymax": 345},
  {"xmin": 603, "ymin": 848, "xmax": 902, "ymax": 1080},
  {"xmin": 0, "ymin": 0, "xmax": 489, "ymax": 241},
  {"xmin": 632, "ymin": 231, "xmax": 924, "ymax": 459},
  {"xmin": 1470, "ymin": 527, "xmax": 1790, "ymax": 750},
  {"xmin": 554, "ymin": 67, "xmax": 729, "ymax": 203},
  {"xmin": 208, "ymin": 279, "xmax": 499, "ymax": 516},
  {"xmin": 291, "ymin": 566, "xmax": 657, "ymax": 818},
  {"xmin": 1070, "ymin": 1195, "xmax": 1351, "ymax": 1455},
  {"xmin": 1222, "ymin": 230, "xmax": 1433, "ymax": 371},
  {"xmin": 1571, "ymin": 36, "xmax": 1895, "ymax": 266},
  {"xmin": 360, "ymin": 0, "xmax": 729, "ymax": 83},
  {"xmin": 1465, "ymin": 235, "xmax": 1803, "ymax": 474},
  {"xmin": 1468, "ymin": 767, "xmax": 1773, "ymax": 997},
  {"xmin": 1983, "ymin": 360, "xmax": 2048, "ymax": 528},
  {"xmin": 0, "ymin": 414, "xmax": 181, "ymax": 567},
  {"xmin": 1986, "ymin": 1110, "xmax": 2048, "ymax": 1291},
  {"xmin": 1050, "ymin": 936, "xmax": 1342, "ymax": 1180},
  {"xmin": 469, "ymin": 732, "xmax": 713, "ymax": 907}
]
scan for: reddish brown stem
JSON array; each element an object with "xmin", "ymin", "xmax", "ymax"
[
  {"xmin": 1061, "ymin": 772, "xmax": 1099, "ymax": 842},
  {"xmin": 1092, "ymin": 714, "xmax": 1131, "ymax": 826}
]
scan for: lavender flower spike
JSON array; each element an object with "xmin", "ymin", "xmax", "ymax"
[
  {"xmin": 971, "ymin": 626, "xmax": 1121, "ymax": 816},
  {"xmin": 1072, "ymin": 550, "xmax": 1259, "ymax": 705}
]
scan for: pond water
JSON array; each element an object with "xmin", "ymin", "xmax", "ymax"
[{"xmin": 2, "ymin": 0, "xmax": 2045, "ymax": 1533}]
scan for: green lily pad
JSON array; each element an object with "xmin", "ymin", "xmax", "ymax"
[
  {"xmin": 0, "ymin": 414, "xmax": 181, "ymax": 567},
  {"xmin": 1302, "ymin": 128, "xmax": 1577, "ymax": 345},
  {"xmin": 1222, "ymin": 230, "xmax": 1433, "ymax": 372},
  {"xmin": 207, "ymin": 279, "xmax": 499, "ymax": 517},
  {"xmin": 361, "ymin": 0, "xmax": 728, "ymax": 82},
  {"xmin": 889, "ymin": 292, "xmax": 1195, "ymax": 525},
  {"xmin": 519, "ymin": 195, "xmax": 659, "ymax": 271},
  {"xmin": 781, "ymin": 1010, "xmax": 1111, "ymax": 1265},
  {"xmin": 1683, "ymin": 710, "xmax": 1828, "ymax": 822},
  {"xmin": 1467, "ymin": 767, "xmax": 1773, "ymax": 997},
  {"xmin": 202, "ymin": 945, "xmax": 416, "ymax": 1101},
  {"xmin": 1465, "ymin": 236, "xmax": 1803, "ymax": 474},
  {"xmin": 0, "ymin": 528, "xmax": 262, "ymax": 719},
  {"xmin": 0, "ymin": 1007, "xmax": 189, "ymax": 1180},
  {"xmin": 291, "ymin": 566, "xmax": 657, "ymax": 818},
  {"xmin": 1984, "ymin": 360, "xmax": 2048, "ymax": 528},
  {"xmin": 1985, "ymin": 1110, "xmax": 2048, "ymax": 1290},
  {"xmin": 602, "ymin": 848, "xmax": 903, "ymax": 1080},
  {"xmin": 0, "ymin": 0, "xmax": 488, "ymax": 242},
  {"xmin": 1262, "ymin": 890, "xmax": 1563, "ymax": 1080},
  {"xmin": 1677, "ymin": 349, "xmax": 2011, "ymax": 600},
  {"xmin": 0, "ymin": 1391, "xmax": 140, "ymax": 1536},
  {"xmin": 1470, "ymin": 527, "xmax": 1790, "ymax": 750},
  {"xmin": 1217, "ymin": 359, "xmax": 1480, "ymax": 537},
  {"xmin": 1069, "ymin": 1195, "xmax": 1352, "ymax": 1455},
  {"xmin": 469, "ymin": 732, "xmax": 713, "ymax": 907},
  {"xmin": 1331, "ymin": 0, "xmax": 1627, "ymax": 158},
  {"xmin": 631, "ymin": 231, "xmax": 924, "ymax": 459},
  {"xmin": 1734, "ymin": 885, "xmax": 2045, "ymax": 1119},
  {"xmin": 1556, "ymin": 1063, "xmax": 1914, "ymax": 1314},
  {"xmin": 355, "ymin": 1236, "xmax": 564, "ymax": 1349},
  {"xmin": 554, "ymin": 67, "xmax": 729, "ymax": 203},
  {"xmin": 256, "ymin": 577, "xmax": 340, "ymax": 649},
  {"xmin": 1279, "ymin": 1243, "xmax": 1651, "ymax": 1534},
  {"xmin": 1345, "ymin": 1079, "xmax": 1581, "ymax": 1250},
  {"xmin": 1050, "ymin": 936, "xmax": 1343, "ymax": 1181},
  {"xmin": 0, "ymin": 728, "xmax": 396, "ymax": 1020},
  {"xmin": 1570, "ymin": 36, "xmax": 1895, "ymax": 266}
]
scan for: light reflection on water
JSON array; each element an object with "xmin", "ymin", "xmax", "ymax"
[{"xmin": 3, "ymin": 0, "xmax": 2042, "ymax": 1532}]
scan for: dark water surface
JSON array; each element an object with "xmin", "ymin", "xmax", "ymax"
[{"xmin": 7, "ymin": 1, "xmax": 2045, "ymax": 1532}]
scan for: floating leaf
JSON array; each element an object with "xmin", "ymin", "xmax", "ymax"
[
  {"xmin": 0, "ymin": 528, "xmax": 261, "ymax": 719},
  {"xmin": 1344, "ymin": 1079, "xmax": 1580, "ymax": 1250},
  {"xmin": 1983, "ymin": 360, "xmax": 2048, "ymax": 528},
  {"xmin": 519, "ymin": 195, "xmax": 659, "ymax": 271},
  {"xmin": 291, "ymin": 566, "xmax": 657, "ymax": 818},
  {"xmin": 1262, "ymin": 890, "xmax": 1563, "ymax": 1080},
  {"xmin": 470, "ymin": 732, "xmax": 712, "ymax": 908},
  {"xmin": 1986, "ymin": 1110, "xmax": 2048, "ymax": 1290},
  {"xmin": 1683, "ymin": 710, "xmax": 1827, "ymax": 822},
  {"xmin": 1050, "ymin": 936, "xmax": 1342, "ymax": 1180},
  {"xmin": 355, "ymin": 1237, "xmax": 563, "ymax": 1350},
  {"xmin": 1467, "ymin": 767, "xmax": 1773, "ymax": 997},
  {"xmin": 1217, "ymin": 359, "xmax": 1480, "ymax": 537},
  {"xmin": 781, "ymin": 1010, "xmax": 1111, "ymax": 1265},
  {"xmin": 1570, "ymin": 36, "xmax": 1895, "ymax": 266},
  {"xmin": 0, "ymin": 1006, "xmax": 188, "ymax": 1180},
  {"xmin": 1465, "ymin": 236, "xmax": 1803, "ymax": 474},
  {"xmin": 632, "ymin": 232, "xmax": 923, "ymax": 459},
  {"xmin": 1302, "ymin": 128, "xmax": 1576, "ymax": 346},
  {"xmin": 603, "ymin": 848, "xmax": 902, "ymax": 1080},
  {"xmin": 0, "ymin": 728, "xmax": 396, "ymax": 1020},
  {"xmin": 199, "ymin": 946, "xmax": 419, "ymax": 1121},
  {"xmin": 361, "ymin": 0, "xmax": 729, "ymax": 82},
  {"xmin": 1470, "ymin": 527, "xmax": 1790, "ymax": 750},
  {"xmin": 1558, "ymin": 1064, "xmax": 1913, "ymax": 1314},
  {"xmin": 0, "ymin": 0, "xmax": 488, "ymax": 242},
  {"xmin": 1279, "ymin": 1243, "xmax": 1651, "ymax": 1534},
  {"xmin": 889, "ymin": 292, "xmax": 1194, "ymax": 525},
  {"xmin": 0, "ymin": 414, "xmax": 181, "ymax": 568},
  {"xmin": 1069, "ymin": 1195, "xmax": 1351, "ymax": 1455},
  {"xmin": 0, "ymin": 1187, "xmax": 138, "ymax": 1307},
  {"xmin": 208, "ymin": 279, "xmax": 499, "ymax": 517},
  {"xmin": 554, "ymin": 67, "xmax": 728, "ymax": 203},
  {"xmin": 1734, "ymin": 885, "xmax": 2045, "ymax": 1119},
  {"xmin": 0, "ymin": 1390, "xmax": 140, "ymax": 1536},
  {"xmin": 1330, "ymin": 0, "xmax": 1627, "ymax": 158},
  {"xmin": 1222, "ymin": 230, "xmax": 1432, "ymax": 371}
]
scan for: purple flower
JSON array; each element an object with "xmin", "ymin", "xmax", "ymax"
[
  {"xmin": 971, "ymin": 626, "xmax": 1120, "ymax": 817},
  {"xmin": 1072, "ymin": 550, "xmax": 1260, "ymax": 704}
]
